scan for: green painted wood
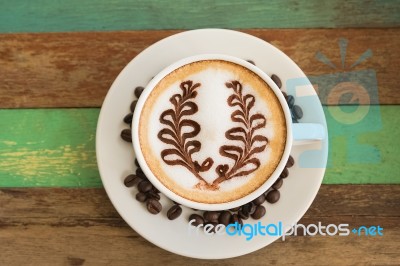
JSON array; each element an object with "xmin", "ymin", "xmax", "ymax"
[
  {"xmin": 0, "ymin": 106, "xmax": 399, "ymax": 187},
  {"xmin": 0, "ymin": 0, "xmax": 399, "ymax": 33},
  {"xmin": 0, "ymin": 109, "xmax": 99, "ymax": 187}
]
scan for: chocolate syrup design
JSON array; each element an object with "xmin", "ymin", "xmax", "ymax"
[
  {"xmin": 158, "ymin": 81, "xmax": 214, "ymax": 187},
  {"xmin": 158, "ymin": 80, "xmax": 268, "ymax": 190}
]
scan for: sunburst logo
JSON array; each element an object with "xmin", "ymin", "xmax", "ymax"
[
  {"xmin": 287, "ymin": 38, "xmax": 381, "ymax": 167},
  {"xmin": 315, "ymin": 38, "xmax": 374, "ymax": 125}
]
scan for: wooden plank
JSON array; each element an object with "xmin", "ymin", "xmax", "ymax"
[
  {"xmin": 0, "ymin": 0, "xmax": 399, "ymax": 33},
  {"xmin": 0, "ymin": 186, "xmax": 399, "ymax": 265},
  {"xmin": 0, "ymin": 29, "xmax": 399, "ymax": 108},
  {"xmin": 0, "ymin": 107, "xmax": 399, "ymax": 187},
  {"xmin": 0, "ymin": 109, "xmax": 100, "ymax": 187}
]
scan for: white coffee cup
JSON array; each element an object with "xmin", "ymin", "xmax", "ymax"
[{"xmin": 132, "ymin": 54, "xmax": 325, "ymax": 211}]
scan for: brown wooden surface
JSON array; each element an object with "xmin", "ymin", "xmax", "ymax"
[
  {"xmin": 1, "ymin": 185, "xmax": 399, "ymax": 265},
  {"xmin": 1, "ymin": 29, "xmax": 399, "ymax": 108}
]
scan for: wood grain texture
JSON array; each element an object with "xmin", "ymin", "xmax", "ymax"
[
  {"xmin": 0, "ymin": 109, "xmax": 99, "ymax": 187},
  {"xmin": 0, "ymin": 185, "xmax": 399, "ymax": 265},
  {"xmin": 1, "ymin": 0, "xmax": 399, "ymax": 33},
  {"xmin": 1, "ymin": 29, "xmax": 399, "ymax": 108},
  {"xmin": 0, "ymin": 106, "xmax": 399, "ymax": 187}
]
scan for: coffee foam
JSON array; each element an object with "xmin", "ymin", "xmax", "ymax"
[{"xmin": 139, "ymin": 60, "xmax": 286, "ymax": 204}]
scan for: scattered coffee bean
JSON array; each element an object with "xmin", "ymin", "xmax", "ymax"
[
  {"xmin": 134, "ymin": 159, "xmax": 140, "ymax": 168},
  {"xmin": 280, "ymin": 168, "xmax": 289, "ymax": 178},
  {"xmin": 147, "ymin": 199, "xmax": 162, "ymax": 214},
  {"xmin": 151, "ymin": 186, "xmax": 160, "ymax": 194},
  {"xmin": 238, "ymin": 210, "xmax": 249, "ymax": 220},
  {"xmin": 120, "ymin": 129, "xmax": 132, "ymax": 142},
  {"xmin": 271, "ymin": 74, "xmax": 282, "ymax": 88},
  {"xmin": 203, "ymin": 211, "xmax": 220, "ymax": 222},
  {"xmin": 272, "ymin": 178, "xmax": 283, "ymax": 190},
  {"xmin": 246, "ymin": 60, "xmax": 255, "ymax": 65},
  {"xmin": 130, "ymin": 100, "xmax": 138, "ymax": 112},
  {"xmin": 189, "ymin": 214, "xmax": 204, "ymax": 226},
  {"xmin": 218, "ymin": 211, "xmax": 231, "ymax": 226},
  {"xmin": 135, "ymin": 168, "xmax": 147, "ymax": 179},
  {"xmin": 286, "ymin": 95, "xmax": 295, "ymax": 108},
  {"xmin": 242, "ymin": 202, "xmax": 256, "ymax": 215},
  {"xmin": 286, "ymin": 155, "xmax": 295, "ymax": 168},
  {"xmin": 292, "ymin": 105, "xmax": 303, "ymax": 119},
  {"xmin": 123, "ymin": 174, "xmax": 140, "ymax": 187},
  {"xmin": 138, "ymin": 180, "xmax": 153, "ymax": 193},
  {"xmin": 251, "ymin": 205, "xmax": 266, "ymax": 219},
  {"xmin": 292, "ymin": 117, "xmax": 298, "ymax": 123},
  {"xmin": 134, "ymin": 86, "xmax": 144, "ymax": 98},
  {"xmin": 230, "ymin": 214, "xmax": 243, "ymax": 226},
  {"xmin": 135, "ymin": 192, "xmax": 147, "ymax": 202},
  {"xmin": 252, "ymin": 194, "xmax": 266, "ymax": 205},
  {"xmin": 172, "ymin": 201, "xmax": 181, "ymax": 205},
  {"xmin": 266, "ymin": 190, "xmax": 280, "ymax": 204},
  {"xmin": 146, "ymin": 190, "xmax": 160, "ymax": 200},
  {"xmin": 282, "ymin": 91, "xmax": 288, "ymax": 99},
  {"xmin": 229, "ymin": 207, "xmax": 241, "ymax": 212},
  {"xmin": 123, "ymin": 113, "xmax": 133, "ymax": 124},
  {"xmin": 167, "ymin": 205, "xmax": 182, "ymax": 220}
]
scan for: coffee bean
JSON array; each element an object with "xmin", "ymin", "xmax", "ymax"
[
  {"xmin": 151, "ymin": 186, "xmax": 160, "ymax": 194},
  {"xmin": 242, "ymin": 202, "xmax": 256, "ymax": 215},
  {"xmin": 123, "ymin": 174, "xmax": 140, "ymax": 187},
  {"xmin": 246, "ymin": 59, "xmax": 255, "ymax": 65},
  {"xmin": 147, "ymin": 199, "xmax": 162, "ymax": 214},
  {"xmin": 264, "ymin": 188, "xmax": 273, "ymax": 196},
  {"xmin": 229, "ymin": 207, "xmax": 240, "ymax": 212},
  {"xmin": 172, "ymin": 201, "xmax": 181, "ymax": 205},
  {"xmin": 292, "ymin": 105, "xmax": 303, "ymax": 119},
  {"xmin": 134, "ymin": 86, "xmax": 144, "ymax": 98},
  {"xmin": 146, "ymin": 190, "xmax": 160, "ymax": 200},
  {"xmin": 203, "ymin": 211, "xmax": 220, "ymax": 222},
  {"xmin": 218, "ymin": 211, "xmax": 231, "ymax": 226},
  {"xmin": 230, "ymin": 214, "xmax": 243, "ymax": 226},
  {"xmin": 251, "ymin": 205, "xmax": 266, "ymax": 219},
  {"xmin": 266, "ymin": 190, "xmax": 280, "ymax": 204},
  {"xmin": 252, "ymin": 194, "xmax": 266, "ymax": 205},
  {"xmin": 189, "ymin": 214, "xmax": 204, "ymax": 226},
  {"xmin": 280, "ymin": 168, "xmax": 289, "ymax": 178},
  {"xmin": 286, "ymin": 155, "xmax": 295, "ymax": 168},
  {"xmin": 282, "ymin": 91, "xmax": 288, "ymax": 99},
  {"xmin": 130, "ymin": 100, "xmax": 138, "ymax": 112},
  {"xmin": 135, "ymin": 168, "xmax": 147, "ymax": 179},
  {"xmin": 271, "ymin": 74, "xmax": 282, "ymax": 88},
  {"xmin": 138, "ymin": 180, "xmax": 153, "ymax": 193},
  {"xmin": 135, "ymin": 192, "xmax": 147, "ymax": 202},
  {"xmin": 123, "ymin": 113, "xmax": 133, "ymax": 125},
  {"xmin": 238, "ymin": 210, "xmax": 249, "ymax": 220},
  {"xmin": 167, "ymin": 205, "xmax": 182, "ymax": 220},
  {"xmin": 134, "ymin": 159, "xmax": 140, "ymax": 168},
  {"xmin": 292, "ymin": 117, "xmax": 298, "ymax": 123},
  {"xmin": 286, "ymin": 95, "xmax": 295, "ymax": 108},
  {"xmin": 120, "ymin": 129, "xmax": 132, "ymax": 142},
  {"xmin": 272, "ymin": 178, "xmax": 283, "ymax": 190}
]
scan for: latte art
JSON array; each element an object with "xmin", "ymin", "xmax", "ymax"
[{"xmin": 139, "ymin": 60, "xmax": 286, "ymax": 203}]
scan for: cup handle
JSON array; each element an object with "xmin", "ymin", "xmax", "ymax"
[{"xmin": 292, "ymin": 123, "xmax": 326, "ymax": 145}]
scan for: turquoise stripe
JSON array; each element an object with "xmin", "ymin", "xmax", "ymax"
[{"xmin": 0, "ymin": 0, "xmax": 399, "ymax": 33}]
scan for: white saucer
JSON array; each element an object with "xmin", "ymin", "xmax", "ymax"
[{"xmin": 96, "ymin": 29, "xmax": 328, "ymax": 259}]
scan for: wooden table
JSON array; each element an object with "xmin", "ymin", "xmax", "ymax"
[{"xmin": 1, "ymin": 1, "xmax": 399, "ymax": 265}]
